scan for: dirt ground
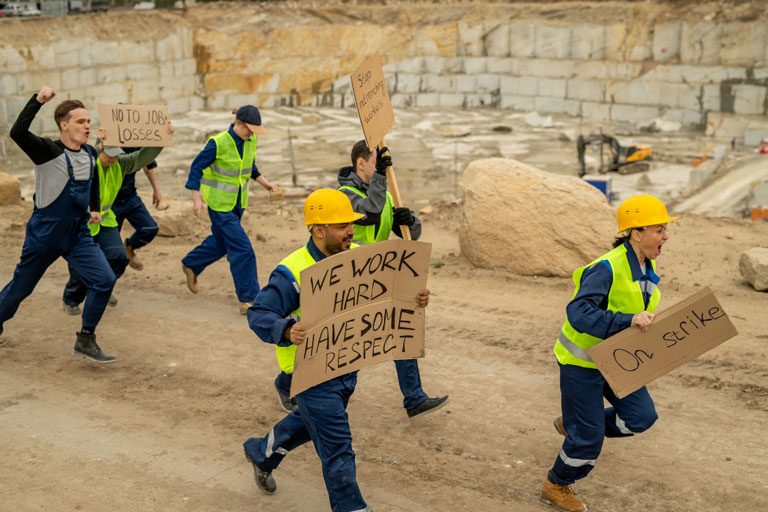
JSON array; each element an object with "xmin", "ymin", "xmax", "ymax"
[{"xmin": 0, "ymin": 193, "xmax": 767, "ymax": 512}]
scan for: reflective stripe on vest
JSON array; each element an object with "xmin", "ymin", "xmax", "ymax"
[
  {"xmin": 274, "ymin": 246, "xmax": 318, "ymax": 374},
  {"xmin": 200, "ymin": 130, "xmax": 257, "ymax": 212},
  {"xmin": 89, "ymin": 159, "xmax": 123, "ymax": 237},
  {"xmin": 553, "ymin": 244, "xmax": 661, "ymax": 369},
  {"xmin": 338, "ymin": 185, "xmax": 394, "ymax": 245}
]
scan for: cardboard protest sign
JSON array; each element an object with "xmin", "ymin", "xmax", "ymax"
[
  {"xmin": 587, "ymin": 287, "xmax": 738, "ymax": 398},
  {"xmin": 97, "ymin": 104, "xmax": 173, "ymax": 147},
  {"xmin": 290, "ymin": 239, "xmax": 431, "ymax": 396},
  {"xmin": 350, "ymin": 53, "xmax": 395, "ymax": 150}
]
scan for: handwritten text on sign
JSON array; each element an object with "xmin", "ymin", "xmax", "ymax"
[
  {"xmin": 290, "ymin": 240, "xmax": 431, "ymax": 396},
  {"xmin": 97, "ymin": 104, "xmax": 173, "ymax": 147},
  {"xmin": 587, "ymin": 287, "xmax": 738, "ymax": 398},
  {"xmin": 350, "ymin": 53, "xmax": 395, "ymax": 150}
]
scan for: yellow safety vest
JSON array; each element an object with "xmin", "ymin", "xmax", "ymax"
[
  {"xmin": 89, "ymin": 160, "xmax": 123, "ymax": 236},
  {"xmin": 553, "ymin": 243, "xmax": 661, "ymax": 369},
  {"xmin": 200, "ymin": 130, "xmax": 258, "ymax": 212},
  {"xmin": 338, "ymin": 186, "xmax": 394, "ymax": 245}
]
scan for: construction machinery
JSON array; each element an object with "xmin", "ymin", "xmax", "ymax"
[{"xmin": 577, "ymin": 132, "xmax": 652, "ymax": 177}]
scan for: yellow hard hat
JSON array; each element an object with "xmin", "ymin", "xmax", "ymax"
[
  {"xmin": 304, "ymin": 189, "xmax": 365, "ymax": 225},
  {"xmin": 616, "ymin": 194, "xmax": 678, "ymax": 233}
]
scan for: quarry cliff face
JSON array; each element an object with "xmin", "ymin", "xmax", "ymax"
[{"xmin": 0, "ymin": 1, "xmax": 767, "ymax": 134}]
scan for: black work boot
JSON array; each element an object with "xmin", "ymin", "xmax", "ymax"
[
  {"xmin": 406, "ymin": 395, "xmax": 451, "ymax": 419},
  {"xmin": 73, "ymin": 332, "xmax": 117, "ymax": 363},
  {"xmin": 244, "ymin": 449, "xmax": 276, "ymax": 494}
]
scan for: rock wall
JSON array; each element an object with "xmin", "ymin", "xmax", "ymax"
[{"xmin": 1, "ymin": 2, "xmax": 767, "ymax": 140}]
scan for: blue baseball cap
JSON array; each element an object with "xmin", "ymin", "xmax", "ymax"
[{"xmin": 236, "ymin": 105, "xmax": 266, "ymax": 135}]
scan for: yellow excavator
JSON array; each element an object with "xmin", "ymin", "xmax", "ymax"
[{"xmin": 577, "ymin": 133, "xmax": 652, "ymax": 177}]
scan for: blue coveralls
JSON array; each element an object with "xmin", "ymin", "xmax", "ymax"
[
  {"xmin": 181, "ymin": 125, "xmax": 260, "ymax": 303},
  {"xmin": 549, "ymin": 243, "xmax": 659, "ymax": 485},
  {"xmin": 244, "ymin": 238, "xmax": 368, "ymax": 512},
  {"xmin": 62, "ymin": 225, "xmax": 128, "ymax": 307},
  {"xmin": 0, "ymin": 151, "xmax": 115, "ymax": 334},
  {"xmin": 113, "ymin": 159, "xmax": 160, "ymax": 251}
]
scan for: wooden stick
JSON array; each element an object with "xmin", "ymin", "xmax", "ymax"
[{"xmin": 378, "ymin": 137, "xmax": 411, "ymax": 240}]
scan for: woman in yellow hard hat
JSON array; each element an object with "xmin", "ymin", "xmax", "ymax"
[{"xmin": 540, "ymin": 195, "xmax": 677, "ymax": 512}]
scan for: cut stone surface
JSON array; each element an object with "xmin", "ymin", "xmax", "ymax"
[
  {"xmin": 0, "ymin": 172, "xmax": 21, "ymax": 206},
  {"xmin": 739, "ymin": 247, "xmax": 768, "ymax": 292}
]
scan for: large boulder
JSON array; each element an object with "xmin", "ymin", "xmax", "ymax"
[
  {"xmin": 459, "ymin": 158, "xmax": 615, "ymax": 277},
  {"xmin": 739, "ymin": 247, "xmax": 768, "ymax": 291},
  {"xmin": 0, "ymin": 173, "xmax": 22, "ymax": 206}
]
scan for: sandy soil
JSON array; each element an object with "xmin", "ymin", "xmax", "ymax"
[{"xmin": 0, "ymin": 194, "xmax": 767, "ymax": 512}]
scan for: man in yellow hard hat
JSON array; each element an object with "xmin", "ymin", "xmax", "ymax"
[
  {"xmin": 541, "ymin": 194, "xmax": 677, "ymax": 512},
  {"xmin": 243, "ymin": 189, "xmax": 430, "ymax": 512}
]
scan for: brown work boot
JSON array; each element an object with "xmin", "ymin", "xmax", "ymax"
[
  {"xmin": 554, "ymin": 416, "xmax": 567, "ymax": 437},
  {"xmin": 125, "ymin": 242, "xmax": 143, "ymax": 271},
  {"xmin": 239, "ymin": 301, "xmax": 253, "ymax": 315},
  {"xmin": 541, "ymin": 477, "xmax": 587, "ymax": 512},
  {"xmin": 182, "ymin": 264, "xmax": 199, "ymax": 293}
]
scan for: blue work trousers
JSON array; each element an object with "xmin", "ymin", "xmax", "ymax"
[
  {"xmin": 63, "ymin": 225, "xmax": 128, "ymax": 307},
  {"xmin": 181, "ymin": 204, "xmax": 259, "ymax": 303},
  {"xmin": 113, "ymin": 193, "xmax": 159, "ymax": 250},
  {"xmin": 275, "ymin": 358, "xmax": 428, "ymax": 411},
  {"xmin": 0, "ymin": 180, "xmax": 115, "ymax": 334},
  {"xmin": 549, "ymin": 363, "xmax": 658, "ymax": 485},
  {"xmin": 244, "ymin": 372, "xmax": 368, "ymax": 512}
]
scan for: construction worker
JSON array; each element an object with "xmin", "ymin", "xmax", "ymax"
[
  {"xmin": 61, "ymin": 126, "xmax": 171, "ymax": 313},
  {"xmin": 332, "ymin": 139, "xmax": 448, "ymax": 419},
  {"xmin": 0, "ymin": 85, "xmax": 116, "ymax": 363},
  {"xmin": 181, "ymin": 106, "xmax": 277, "ymax": 315},
  {"xmin": 114, "ymin": 146, "xmax": 165, "ymax": 271},
  {"xmin": 540, "ymin": 195, "xmax": 677, "ymax": 512},
  {"xmin": 243, "ymin": 189, "xmax": 430, "ymax": 512}
]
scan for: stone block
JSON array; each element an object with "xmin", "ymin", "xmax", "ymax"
[
  {"xmin": 566, "ymin": 78, "xmax": 604, "ymax": 102},
  {"xmin": 0, "ymin": 75, "xmax": 16, "ymax": 97},
  {"xmin": 721, "ymin": 22, "xmax": 767, "ymax": 67},
  {"xmin": 464, "ymin": 57, "xmax": 486, "ymax": 74},
  {"xmin": 705, "ymin": 112, "xmax": 752, "ymax": 138},
  {"xmin": 755, "ymin": 68, "xmax": 768, "ymax": 81},
  {"xmin": 465, "ymin": 93, "xmax": 497, "ymax": 108},
  {"xmin": 78, "ymin": 69, "xmax": 96, "ymax": 88},
  {"xmin": 421, "ymin": 74, "xmax": 453, "ymax": 93},
  {"xmin": 739, "ymin": 248, "xmax": 768, "ymax": 291},
  {"xmin": 1, "ymin": 45, "xmax": 27, "ymax": 74},
  {"xmin": 60, "ymin": 69, "xmax": 79, "ymax": 89},
  {"xmin": 476, "ymin": 74, "xmax": 501, "ymax": 93},
  {"xmin": 653, "ymin": 21, "xmax": 681, "ymax": 62},
  {"xmin": 0, "ymin": 172, "xmax": 22, "ymax": 206},
  {"xmin": 486, "ymin": 57, "xmax": 516, "ymax": 74},
  {"xmin": 509, "ymin": 22, "xmax": 536, "ymax": 58},
  {"xmin": 442, "ymin": 58, "xmax": 464, "ymax": 73},
  {"xmin": 180, "ymin": 27, "xmax": 194, "ymax": 59},
  {"xmin": 458, "ymin": 21, "xmax": 485, "ymax": 57},
  {"xmin": 157, "ymin": 34, "xmax": 182, "ymax": 62},
  {"xmin": 415, "ymin": 93, "xmax": 439, "ymax": 108},
  {"xmin": 439, "ymin": 93, "xmax": 465, "ymax": 108},
  {"xmin": 125, "ymin": 63, "xmax": 158, "ymax": 82},
  {"xmin": 733, "ymin": 85, "xmax": 767, "ymax": 115},
  {"xmin": 661, "ymin": 108, "xmax": 705, "ymax": 127},
  {"xmin": 538, "ymin": 78, "xmax": 566, "ymax": 98},
  {"xmin": 6, "ymin": 96, "xmax": 30, "ymax": 122},
  {"xmin": 485, "ymin": 23, "xmax": 510, "ymax": 57},
  {"xmin": 681, "ymin": 22, "xmax": 722, "ymax": 65},
  {"xmin": 629, "ymin": 27, "xmax": 653, "ymax": 61},
  {"xmin": 611, "ymin": 104, "xmax": 661, "ymax": 124},
  {"xmin": 534, "ymin": 96, "xmax": 580, "ymax": 116},
  {"xmin": 500, "ymin": 76, "xmax": 537, "ymax": 96},
  {"xmin": 119, "ymin": 41, "xmax": 155, "ymax": 65},
  {"xmin": 396, "ymin": 57, "xmax": 424, "ymax": 73},
  {"xmin": 500, "ymin": 94, "xmax": 535, "ymax": 111},
  {"xmin": 456, "ymin": 75, "xmax": 478, "ymax": 93},
  {"xmin": 515, "ymin": 58, "xmax": 577, "ymax": 79},
  {"xmin": 36, "ymin": 71, "xmax": 62, "ymax": 92},
  {"xmin": 167, "ymin": 97, "xmax": 190, "ymax": 115},
  {"xmin": 78, "ymin": 45, "xmax": 92, "ymax": 68},
  {"xmin": 91, "ymin": 41, "xmax": 119, "ymax": 66},
  {"xmin": 577, "ymin": 61, "xmax": 643, "ymax": 80},
  {"xmin": 395, "ymin": 73, "xmax": 421, "ymax": 94},
  {"xmin": 158, "ymin": 62, "xmax": 175, "ymax": 79},
  {"xmin": 28, "ymin": 45, "xmax": 55, "ymax": 70},
  {"xmin": 581, "ymin": 101, "xmax": 611, "ymax": 120},
  {"xmin": 189, "ymin": 95, "xmax": 205, "ymax": 111},
  {"xmin": 680, "ymin": 65, "xmax": 745, "ymax": 84},
  {"xmin": 702, "ymin": 85, "xmax": 723, "ymax": 112},
  {"xmin": 667, "ymin": 83, "xmax": 702, "ymax": 111},
  {"xmin": 90, "ymin": 83, "xmax": 129, "ymax": 104},
  {"xmin": 422, "ymin": 57, "xmax": 446, "ymax": 74},
  {"xmin": 606, "ymin": 80, "xmax": 662, "ymax": 106},
  {"xmin": 535, "ymin": 24, "xmax": 571, "ymax": 59},
  {"xmin": 570, "ymin": 25, "xmax": 606, "ymax": 61},
  {"xmin": 390, "ymin": 93, "xmax": 417, "ymax": 109},
  {"xmin": 174, "ymin": 58, "xmax": 197, "ymax": 77}
]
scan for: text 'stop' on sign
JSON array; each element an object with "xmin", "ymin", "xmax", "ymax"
[
  {"xmin": 350, "ymin": 53, "xmax": 395, "ymax": 150},
  {"xmin": 97, "ymin": 104, "xmax": 173, "ymax": 147}
]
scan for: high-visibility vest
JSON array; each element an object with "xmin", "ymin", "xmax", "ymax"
[
  {"xmin": 338, "ymin": 185, "xmax": 393, "ymax": 245},
  {"xmin": 200, "ymin": 130, "xmax": 257, "ymax": 212},
  {"xmin": 89, "ymin": 159, "xmax": 123, "ymax": 236},
  {"xmin": 553, "ymin": 243, "xmax": 661, "ymax": 369}
]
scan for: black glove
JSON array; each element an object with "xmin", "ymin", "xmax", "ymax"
[
  {"xmin": 375, "ymin": 146, "xmax": 392, "ymax": 176},
  {"xmin": 393, "ymin": 207, "xmax": 415, "ymax": 226}
]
